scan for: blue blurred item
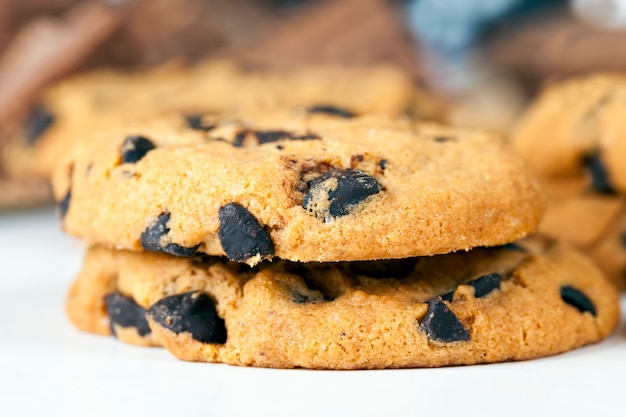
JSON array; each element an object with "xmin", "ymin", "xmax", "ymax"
[
  {"xmin": 405, "ymin": 0, "xmax": 565, "ymax": 95},
  {"xmin": 406, "ymin": 0, "xmax": 565, "ymax": 57},
  {"xmin": 407, "ymin": 0, "xmax": 522, "ymax": 56}
]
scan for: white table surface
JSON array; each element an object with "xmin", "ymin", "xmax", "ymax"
[{"xmin": 1, "ymin": 207, "xmax": 625, "ymax": 417}]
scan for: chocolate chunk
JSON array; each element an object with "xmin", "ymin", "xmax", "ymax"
[
  {"xmin": 303, "ymin": 168, "xmax": 383, "ymax": 219},
  {"xmin": 233, "ymin": 130, "xmax": 320, "ymax": 147},
  {"xmin": 57, "ymin": 189, "xmax": 71, "ymax": 219},
  {"xmin": 255, "ymin": 130, "xmax": 297, "ymax": 144},
  {"xmin": 378, "ymin": 159, "xmax": 388, "ymax": 170},
  {"xmin": 24, "ymin": 106, "xmax": 55, "ymax": 145},
  {"xmin": 121, "ymin": 135, "xmax": 156, "ymax": 164},
  {"xmin": 141, "ymin": 212, "xmax": 200, "ymax": 257},
  {"xmin": 349, "ymin": 258, "xmax": 416, "ymax": 278},
  {"xmin": 233, "ymin": 131, "xmax": 247, "ymax": 147},
  {"xmin": 105, "ymin": 292, "xmax": 151, "ymax": 337},
  {"xmin": 218, "ymin": 203, "xmax": 275, "ymax": 262},
  {"xmin": 491, "ymin": 242, "xmax": 527, "ymax": 252},
  {"xmin": 583, "ymin": 151, "xmax": 615, "ymax": 194},
  {"xmin": 290, "ymin": 289, "xmax": 325, "ymax": 304},
  {"xmin": 467, "ymin": 273, "xmax": 502, "ymax": 298},
  {"xmin": 439, "ymin": 291, "xmax": 454, "ymax": 302},
  {"xmin": 185, "ymin": 114, "xmax": 215, "ymax": 132},
  {"xmin": 349, "ymin": 154, "xmax": 365, "ymax": 169},
  {"xmin": 148, "ymin": 291, "xmax": 226, "ymax": 344},
  {"xmin": 305, "ymin": 105, "xmax": 356, "ymax": 118},
  {"xmin": 560, "ymin": 285, "xmax": 597, "ymax": 316},
  {"xmin": 420, "ymin": 297, "xmax": 470, "ymax": 343},
  {"xmin": 292, "ymin": 133, "xmax": 322, "ymax": 140},
  {"xmin": 441, "ymin": 273, "xmax": 502, "ymax": 302}
]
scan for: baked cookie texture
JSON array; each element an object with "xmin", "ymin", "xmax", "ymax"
[
  {"xmin": 2, "ymin": 60, "xmax": 432, "ymax": 181},
  {"xmin": 52, "ymin": 113, "xmax": 544, "ymax": 264},
  {"xmin": 67, "ymin": 236, "xmax": 620, "ymax": 369},
  {"xmin": 511, "ymin": 74, "xmax": 626, "ymax": 192},
  {"xmin": 511, "ymin": 75, "xmax": 626, "ymax": 287}
]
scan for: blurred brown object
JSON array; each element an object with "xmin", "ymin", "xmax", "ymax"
[
  {"xmin": 489, "ymin": 8, "xmax": 626, "ymax": 89},
  {"xmin": 0, "ymin": 176, "xmax": 52, "ymax": 209},
  {"xmin": 235, "ymin": 0, "xmax": 423, "ymax": 80},
  {"xmin": 0, "ymin": 0, "xmax": 424, "ymax": 137},
  {"xmin": 85, "ymin": 0, "xmax": 274, "ymax": 69},
  {"xmin": 0, "ymin": 0, "xmax": 276, "ymax": 133},
  {"xmin": 0, "ymin": 1, "xmax": 121, "ymax": 132},
  {"xmin": 0, "ymin": 0, "xmax": 81, "ymax": 53}
]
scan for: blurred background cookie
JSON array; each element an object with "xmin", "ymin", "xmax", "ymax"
[
  {"xmin": 5, "ymin": 0, "xmax": 626, "ymax": 208},
  {"xmin": 511, "ymin": 75, "xmax": 626, "ymax": 288}
]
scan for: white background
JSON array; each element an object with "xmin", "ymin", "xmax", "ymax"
[{"xmin": 1, "ymin": 208, "xmax": 625, "ymax": 417}]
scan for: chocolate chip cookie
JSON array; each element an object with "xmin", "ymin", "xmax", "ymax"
[
  {"xmin": 511, "ymin": 75, "xmax": 626, "ymax": 287},
  {"xmin": 511, "ymin": 74, "xmax": 626, "ymax": 194},
  {"xmin": 52, "ymin": 114, "xmax": 544, "ymax": 264},
  {"xmin": 67, "ymin": 236, "xmax": 620, "ymax": 369},
  {"xmin": 2, "ymin": 60, "xmax": 423, "ymax": 181}
]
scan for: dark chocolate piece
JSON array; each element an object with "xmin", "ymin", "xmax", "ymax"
[
  {"xmin": 233, "ymin": 131, "xmax": 247, "ymax": 147},
  {"xmin": 440, "ymin": 273, "xmax": 502, "ymax": 302},
  {"xmin": 148, "ymin": 291, "xmax": 226, "ymax": 344},
  {"xmin": 24, "ymin": 106, "xmax": 55, "ymax": 145},
  {"xmin": 490, "ymin": 242, "xmax": 527, "ymax": 252},
  {"xmin": 378, "ymin": 159, "xmax": 388, "ymax": 170},
  {"xmin": 218, "ymin": 203, "xmax": 275, "ymax": 262},
  {"xmin": 583, "ymin": 151, "xmax": 615, "ymax": 195},
  {"xmin": 419, "ymin": 297, "xmax": 470, "ymax": 343},
  {"xmin": 140, "ymin": 212, "xmax": 200, "ymax": 257},
  {"xmin": 105, "ymin": 292, "xmax": 151, "ymax": 337},
  {"xmin": 303, "ymin": 168, "xmax": 382, "ymax": 218},
  {"xmin": 290, "ymin": 289, "xmax": 325, "ymax": 304},
  {"xmin": 57, "ymin": 190, "xmax": 71, "ymax": 219},
  {"xmin": 233, "ymin": 130, "xmax": 319, "ymax": 146},
  {"xmin": 305, "ymin": 105, "xmax": 356, "ymax": 118},
  {"xmin": 185, "ymin": 114, "xmax": 215, "ymax": 132},
  {"xmin": 349, "ymin": 154, "xmax": 365, "ymax": 169},
  {"xmin": 121, "ymin": 135, "xmax": 156, "ymax": 164},
  {"xmin": 467, "ymin": 273, "xmax": 502, "ymax": 298},
  {"xmin": 560, "ymin": 285, "xmax": 597, "ymax": 316},
  {"xmin": 255, "ymin": 130, "xmax": 296, "ymax": 144},
  {"xmin": 439, "ymin": 291, "xmax": 454, "ymax": 302}
]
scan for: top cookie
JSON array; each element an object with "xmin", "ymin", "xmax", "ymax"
[
  {"xmin": 2, "ymin": 60, "xmax": 425, "ymax": 180},
  {"xmin": 53, "ymin": 113, "xmax": 544, "ymax": 264},
  {"xmin": 511, "ymin": 74, "xmax": 626, "ymax": 195}
]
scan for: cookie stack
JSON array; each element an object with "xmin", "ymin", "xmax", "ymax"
[
  {"xmin": 511, "ymin": 74, "xmax": 626, "ymax": 290},
  {"xmin": 53, "ymin": 105, "xmax": 619, "ymax": 369}
]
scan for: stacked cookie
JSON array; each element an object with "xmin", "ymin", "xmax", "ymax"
[
  {"xmin": 54, "ymin": 107, "xmax": 619, "ymax": 369},
  {"xmin": 511, "ymin": 74, "xmax": 626, "ymax": 289}
]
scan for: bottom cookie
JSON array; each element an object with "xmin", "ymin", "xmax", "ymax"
[{"xmin": 67, "ymin": 236, "xmax": 620, "ymax": 369}]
